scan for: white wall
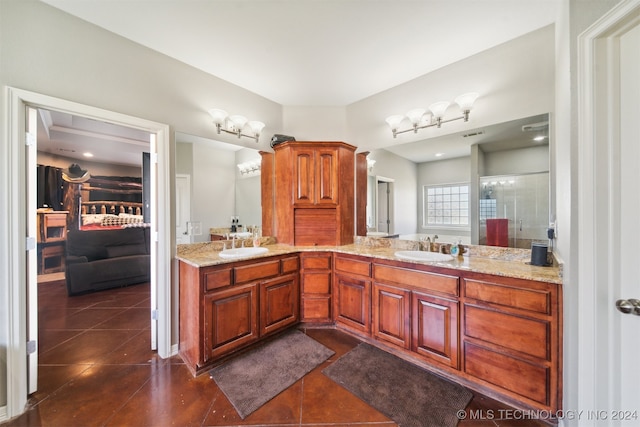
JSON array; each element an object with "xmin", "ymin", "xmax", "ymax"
[
  {"xmin": 483, "ymin": 145, "xmax": 549, "ymax": 176},
  {"xmin": 345, "ymin": 25, "xmax": 555, "ymax": 153},
  {"xmin": 192, "ymin": 144, "xmax": 236, "ymax": 243},
  {"xmin": 282, "ymin": 106, "xmax": 348, "ymax": 141}
]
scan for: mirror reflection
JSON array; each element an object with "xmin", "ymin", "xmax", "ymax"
[
  {"xmin": 479, "ymin": 172, "xmax": 549, "ymax": 248},
  {"xmin": 364, "ymin": 113, "xmax": 550, "ymax": 248},
  {"xmin": 175, "ymin": 132, "xmax": 261, "ymax": 244}
]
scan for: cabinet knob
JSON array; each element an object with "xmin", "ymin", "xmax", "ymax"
[{"xmin": 615, "ymin": 299, "xmax": 640, "ymax": 315}]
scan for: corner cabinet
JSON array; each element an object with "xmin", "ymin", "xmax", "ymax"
[
  {"xmin": 179, "ymin": 254, "xmax": 299, "ymax": 376},
  {"xmin": 269, "ymin": 141, "xmax": 356, "ymax": 246}
]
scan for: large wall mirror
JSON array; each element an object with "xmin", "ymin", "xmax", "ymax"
[
  {"xmin": 175, "ymin": 132, "xmax": 261, "ymax": 243},
  {"xmin": 363, "ymin": 113, "xmax": 551, "ymax": 248}
]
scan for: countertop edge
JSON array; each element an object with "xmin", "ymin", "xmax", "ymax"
[{"xmin": 176, "ymin": 243, "xmax": 563, "ymax": 285}]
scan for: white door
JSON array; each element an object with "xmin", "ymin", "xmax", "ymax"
[
  {"xmin": 175, "ymin": 174, "xmax": 192, "ymax": 244},
  {"xmin": 578, "ymin": 1, "xmax": 640, "ymax": 424},
  {"xmin": 25, "ymin": 107, "xmax": 38, "ymax": 394}
]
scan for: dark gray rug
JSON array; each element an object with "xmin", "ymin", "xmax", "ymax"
[
  {"xmin": 323, "ymin": 343, "xmax": 473, "ymax": 427},
  {"xmin": 209, "ymin": 329, "xmax": 334, "ymax": 419}
]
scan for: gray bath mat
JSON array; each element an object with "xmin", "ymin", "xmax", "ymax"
[
  {"xmin": 209, "ymin": 329, "xmax": 334, "ymax": 419},
  {"xmin": 323, "ymin": 343, "xmax": 473, "ymax": 427}
]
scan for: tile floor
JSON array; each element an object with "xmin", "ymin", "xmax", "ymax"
[{"xmin": 2, "ymin": 279, "xmax": 550, "ymax": 427}]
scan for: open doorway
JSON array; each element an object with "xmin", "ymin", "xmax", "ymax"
[
  {"xmin": 5, "ymin": 87, "xmax": 172, "ymax": 418},
  {"xmin": 376, "ymin": 177, "xmax": 394, "ymax": 235}
]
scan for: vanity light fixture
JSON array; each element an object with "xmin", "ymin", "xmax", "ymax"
[
  {"xmin": 208, "ymin": 109, "xmax": 265, "ymax": 142},
  {"xmin": 237, "ymin": 160, "xmax": 261, "ymax": 175},
  {"xmin": 367, "ymin": 158, "xmax": 376, "ymax": 173},
  {"xmin": 385, "ymin": 92, "xmax": 479, "ymax": 138}
]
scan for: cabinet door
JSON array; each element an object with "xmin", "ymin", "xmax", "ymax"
[
  {"xmin": 411, "ymin": 291, "xmax": 459, "ymax": 369},
  {"xmin": 204, "ymin": 283, "xmax": 258, "ymax": 360},
  {"xmin": 292, "ymin": 146, "xmax": 338, "ymax": 206},
  {"xmin": 260, "ymin": 274, "xmax": 299, "ymax": 336},
  {"xmin": 373, "ymin": 283, "xmax": 411, "ymax": 349},
  {"xmin": 292, "ymin": 147, "xmax": 315, "ymax": 205},
  {"xmin": 334, "ymin": 273, "xmax": 371, "ymax": 334},
  {"xmin": 315, "ymin": 147, "xmax": 338, "ymax": 205}
]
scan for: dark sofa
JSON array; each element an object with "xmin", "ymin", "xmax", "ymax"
[{"xmin": 65, "ymin": 227, "xmax": 150, "ymax": 296}]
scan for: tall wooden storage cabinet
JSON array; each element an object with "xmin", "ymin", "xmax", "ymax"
[{"xmin": 271, "ymin": 141, "xmax": 356, "ymax": 246}]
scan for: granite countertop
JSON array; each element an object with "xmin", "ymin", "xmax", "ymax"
[{"xmin": 176, "ymin": 238, "xmax": 563, "ymax": 285}]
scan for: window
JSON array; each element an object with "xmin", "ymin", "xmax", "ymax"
[{"xmin": 423, "ymin": 183, "xmax": 470, "ymax": 227}]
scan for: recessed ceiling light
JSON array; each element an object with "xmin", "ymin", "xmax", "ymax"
[
  {"xmin": 435, "ymin": 152, "xmax": 444, "ymax": 157},
  {"xmin": 533, "ymin": 135, "xmax": 546, "ymax": 142},
  {"xmin": 83, "ymin": 152, "xmax": 94, "ymax": 158}
]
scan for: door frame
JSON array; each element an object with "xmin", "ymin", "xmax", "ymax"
[
  {"xmin": 3, "ymin": 87, "xmax": 173, "ymax": 419},
  {"xmin": 576, "ymin": 0, "xmax": 640, "ymax": 421}
]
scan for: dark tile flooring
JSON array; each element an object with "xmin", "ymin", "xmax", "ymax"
[{"xmin": 2, "ymin": 280, "xmax": 549, "ymax": 427}]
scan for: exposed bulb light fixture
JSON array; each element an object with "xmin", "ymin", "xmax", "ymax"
[
  {"xmin": 385, "ymin": 92, "xmax": 479, "ymax": 138},
  {"xmin": 208, "ymin": 109, "xmax": 265, "ymax": 142}
]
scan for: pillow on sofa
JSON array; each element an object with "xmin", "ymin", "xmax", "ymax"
[{"xmin": 106, "ymin": 243, "xmax": 147, "ymax": 258}]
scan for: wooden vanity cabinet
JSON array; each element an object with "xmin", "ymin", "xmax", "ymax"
[
  {"xmin": 204, "ymin": 282, "xmax": 258, "ymax": 360},
  {"xmin": 461, "ymin": 274, "xmax": 561, "ymax": 411},
  {"xmin": 271, "ymin": 141, "xmax": 356, "ymax": 246},
  {"xmin": 179, "ymin": 254, "xmax": 299, "ymax": 375},
  {"xmin": 299, "ymin": 252, "xmax": 333, "ymax": 323},
  {"xmin": 373, "ymin": 263, "xmax": 460, "ymax": 369},
  {"xmin": 333, "ymin": 254, "xmax": 372, "ymax": 334}
]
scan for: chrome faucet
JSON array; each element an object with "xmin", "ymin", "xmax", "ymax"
[{"xmin": 231, "ymin": 235, "xmax": 237, "ymax": 249}]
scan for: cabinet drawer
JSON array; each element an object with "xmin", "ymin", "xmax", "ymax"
[
  {"xmin": 302, "ymin": 297, "xmax": 332, "ymax": 322},
  {"xmin": 464, "ymin": 279, "xmax": 551, "ymax": 314},
  {"xmin": 464, "ymin": 305, "xmax": 549, "ymax": 359},
  {"xmin": 464, "ymin": 342, "xmax": 549, "ymax": 405},
  {"xmin": 203, "ymin": 268, "xmax": 233, "ymax": 291},
  {"xmin": 374, "ymin": 264, "xmax": 458, "ymax": 296},
  {"xmin": 301, "ymin": 254, "xmax": 332, "ymax": 270},
  {"xmin": 234, "ymin": 260, "xmax": 280, "ymax": 284},
  {"xmin": 335, "ymin": 256, "xmax": 371, "ymax": 277},
  {"xmin": 281, "ymin": 256, "xmax": 299, "ymax": 274},
  {"xmin": 302, "ymin": 272, "xmax": 331, "ymax": 294},
  {"xmin": 45, "ymin": 214, "xmax": 67, "ymax": 228}
]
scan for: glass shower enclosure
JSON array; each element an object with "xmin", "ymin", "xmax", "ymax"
[{"xmin": 479, "ymin": 172, "xmax": 549, "ymax": 248}]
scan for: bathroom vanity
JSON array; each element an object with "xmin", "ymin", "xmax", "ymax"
[{"xmin": 177, "ymin": 242, "xmax": 562, "ymax": 415}]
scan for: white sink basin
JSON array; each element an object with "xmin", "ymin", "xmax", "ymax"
[
  {"xmin": 394, "ymin": 250, "xmax": 453, "ymax": 262},
  {"xmin": 219, "ymin": 247, "xmax": 268, "ymax": 259}
]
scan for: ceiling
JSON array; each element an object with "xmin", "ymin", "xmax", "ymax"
[
  {"xmin": 37, "ymin": 109, "xmax": 151, "ymax": 167},
  {"xmin": 36, "ymin": 0, "xmax": 558, "ymax": 166},
  {"xmin": 40, "ymin": 0, "xmax": 560, "ymax": 106}
]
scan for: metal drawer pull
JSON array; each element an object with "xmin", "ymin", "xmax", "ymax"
[{"xmin": 615, "ymin": 299, "xmax": 640, "ymax": 315}]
